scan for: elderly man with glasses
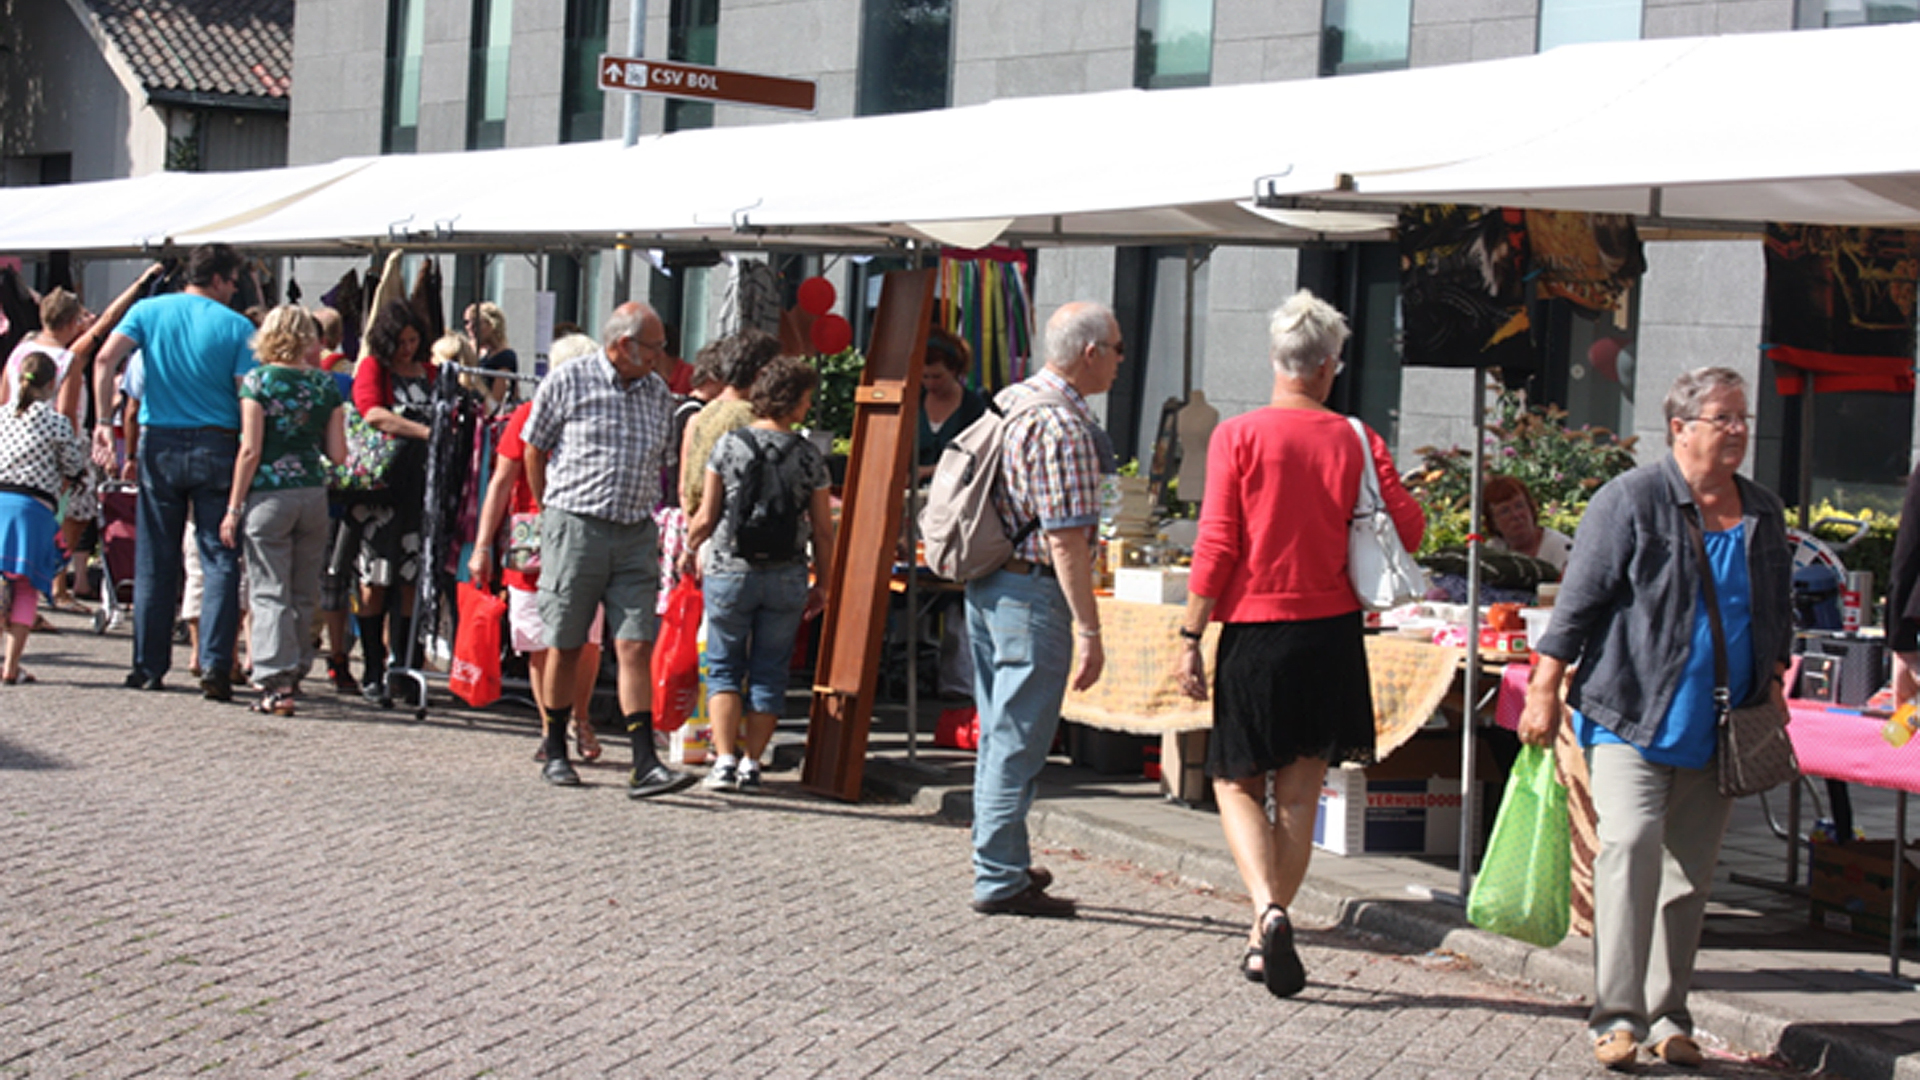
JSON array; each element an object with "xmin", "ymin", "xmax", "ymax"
[
  {"xmin": 521, "ymin": 301, "xmax": 695, "ymax": 797},
  {"xmin": 964, "ymin": 301, "xmax": 1122, "ymax": 918}
]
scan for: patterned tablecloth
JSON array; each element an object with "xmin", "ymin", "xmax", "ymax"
[{"xmin": 1061, "ymin": 599, "xmax": 1464, "ymax": 756}]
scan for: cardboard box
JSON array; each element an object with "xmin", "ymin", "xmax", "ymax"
[
  {"xmin": 1807, "ymin": 838, "xmax": 1920, "ymax": 942},
  {"xmin": 1064, "ymin": 721, "xmax": 1151, "ymax": 775},
  {"xmin": 1314, "ymin": 768, "xmax": 1470, "ymax": 856},
  {"xmin": 1158, "ymin": 729, "xmax": 1210, "ymax": 805},
  {"xmin": 1113, "ymin": 567, "xmax": 1190, "ymax": 605}
]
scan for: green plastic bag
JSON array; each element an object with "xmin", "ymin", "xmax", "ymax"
[{"xmin": 1467, "ymin": 743, "xmax": 1571, "ymax": 947}]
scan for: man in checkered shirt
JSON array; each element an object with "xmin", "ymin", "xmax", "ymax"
[
  {"xmin": 966, "ymin": 301, "xmax": 1122, "ymax": 918},
  {"xmin": 522, "ymin": 301, "xmax": 695, "ymax": 798}
]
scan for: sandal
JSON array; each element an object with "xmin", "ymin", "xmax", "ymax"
[
  {"xmin": 250, "ymin": 690, "xmax": 296, "ymax": 716},
  {"xmin": 1259, "ymin": 904, "xmax": 1307, "ymax": 999},
  {"xmin": 1240, "ymin": 944, "xmax": 1264, "ymax": 983},
  {"xmin": 575, "ymin": 720, "xmax": 603, "ymax": 762},
  {"xmin": 50, "ymin": 596, "xmax": 91, "ymax": 616},
  {"xmin": 2, "ymin": 669, "xmax": 34, "ymax": 685}
]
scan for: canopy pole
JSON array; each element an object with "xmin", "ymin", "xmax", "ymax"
[
  {"xmin": 1182, "ymin": 246, "xmax": 1197, "ymax": 397},
  {"xmin": 1457, "ymin": 375, "xmax": 1487, "ymax": 901}
]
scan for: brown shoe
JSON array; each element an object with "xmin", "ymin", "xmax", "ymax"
[
  {"xmin": 1593, "ymin": 1030, "xmax": 1639, "ymax": 1071},
  {"xmin": 1652, "ymin": 1034, "xmax": 1702, "ymax": 1068},
  {"xmin": 972, "ymin": 883, "xmax": 1076, "ymax": 918},
  {"xmin": 1026, "ymin": 866, "xmax": 1052, "ymax": 892}
]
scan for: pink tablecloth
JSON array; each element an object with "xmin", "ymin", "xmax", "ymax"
[
  {"xmin": 1492, "ymin": 660, "xmax": 1920, "ymax": 796},
  {"xmin": 1787, "ymin": 702, "xmax": 1920, "ymax": 796}
]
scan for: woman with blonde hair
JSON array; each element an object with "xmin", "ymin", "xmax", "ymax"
[
  {"xmin": 221, "ymin": 305, "xmax": 347, "ymax": 714},
  {"xmin": 0, "ymin": 353, "xmax": 89, "ymax": 683},
  {"xmin": 1173, "ymin": 289, "xmax": 1423, "ymax": 996},
  {"xmin": 463, "ymin": 301, "xmax": 517, "ymax": 412}
]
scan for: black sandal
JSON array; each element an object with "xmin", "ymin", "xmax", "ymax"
[
  {"xmin": 1260, "ymin": 904, "xmax": 1306, "ymax": 998},
  {"xmin": 1240, "ymin": 944, "xmax": 1264, "ymax": 983}
]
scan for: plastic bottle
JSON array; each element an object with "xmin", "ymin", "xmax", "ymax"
[{"xmin": 1883, "ymin": 701, "xmax": 1919, "ymax": 748}]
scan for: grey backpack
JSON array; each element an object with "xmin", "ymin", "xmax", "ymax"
[{"xmin": 918, "ymin": 385, "xmax": 1068, "ymax": 582}]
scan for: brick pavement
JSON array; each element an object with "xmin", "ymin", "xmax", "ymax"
[{"xmin": 2, "ymin": 618, "xmax": 1814, "ymax": 1078}]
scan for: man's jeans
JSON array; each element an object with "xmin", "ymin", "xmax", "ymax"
[
  {"xmin": 965, "ymin": 565, "xmax": 1074, "ymax": 903},
  {"xmin": 134, "ymin": 427, "xmax": 241, "ymax": 682}
]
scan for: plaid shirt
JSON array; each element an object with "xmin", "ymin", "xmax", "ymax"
[
  {"xmin": 522, "ymin": 351, "xmax": 672, "ymax": 525},
  {"xmin": 992, "ymin": 368, "xmax": 1110, "ymax": 564}
]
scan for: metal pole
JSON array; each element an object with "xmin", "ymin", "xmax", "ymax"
[
  {"xmin": 1458, "ymin": 375, "xmax": 1487, "ymax": 900},
  {"xmin": 1182, "ymin": 247, "xmax": 1197, "ymax": 397},
  {"xmin": 613, "ymin": 0, "xmax": 648, "ymax": 305}
]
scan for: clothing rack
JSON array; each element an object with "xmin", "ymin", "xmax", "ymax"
[{"xmin": 447, "ymin": 362, "xmax": 543, "ymax": 384}]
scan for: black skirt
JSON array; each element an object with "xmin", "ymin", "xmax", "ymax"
[{"xmin": 1207, "ymin": 612, "xmax": 1377, "ymax": 781}]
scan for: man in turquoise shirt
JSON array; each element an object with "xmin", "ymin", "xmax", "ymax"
[{"xmin": 94, "ymin": 244, "xmax": 257, "ymax": 699}]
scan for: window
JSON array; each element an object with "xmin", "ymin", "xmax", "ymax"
[
  {"xmin": 856, "ymin": 0, "xmax": 952, "ymax": 117},
  {"xmin": 468, "ymin": 0, "xmax": 512, "ymax": 149},
  {"xmin": 1796, "ymin": 0, "xmax": 1919, "ymax": 26},
  {"xmin": 383, "ymin": 0, "xmax": 425, "ymax": 153},
  {"xmin": 1537, "ymin": 0, "xmax": 1641, "ymax": 50},
  {"xmin": 666, "ymin": 0, "xmax": 720, "ymax": 132},
  {"xmin": 561, "ymin": 0, "xmax": 609, "ymax": 143},
  {"xmin": 1320, "ymin": 0, "xmax": 1412, "ymax": 76},
  {"xmin": 1135, "ymin": 0, "xmax": 1213, "ymax": 89}
]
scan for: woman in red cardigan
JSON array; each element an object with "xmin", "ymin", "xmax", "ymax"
[{"xmin": 1172, "ymin": 289, "xmax": 1424, "ymax": 998}]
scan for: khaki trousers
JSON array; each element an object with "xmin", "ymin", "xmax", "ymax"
[{"xmin": 1585, "ymin": 742, "xmax": 1735, "ymax": 1044}]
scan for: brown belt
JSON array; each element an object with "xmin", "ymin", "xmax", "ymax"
[{"xmin": 1001, "ymin": 558, "xmax": 1056, "ymax": 579}]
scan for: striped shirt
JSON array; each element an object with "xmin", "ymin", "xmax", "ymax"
[
  {"xmin": 522, "ymin": 351, "xmax": 672, "ymax": 525},
  {"xmin": 992, "ymin": 368, "xmax": 1111, "ymax": 564}
]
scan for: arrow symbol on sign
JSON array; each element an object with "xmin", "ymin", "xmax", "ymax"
[{"xmin": 603, "ymin": 59, "xmax": 624, "ymax": 83}]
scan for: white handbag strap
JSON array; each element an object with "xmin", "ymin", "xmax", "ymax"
[{"xmin": 1347, "ymin": 416, "xmax": 1382, "ymax": 517}]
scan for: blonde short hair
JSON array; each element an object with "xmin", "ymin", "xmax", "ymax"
[{"xmin": 250, "ymin": 304, "xmax": 318, "ymax": 366}]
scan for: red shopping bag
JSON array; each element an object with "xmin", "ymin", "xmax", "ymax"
[
  {"xmin": 934, "ymin": 705, "xmax": 979, "ymax": 751},
  {"xmin": 652, "ymin": 577, "xmax": 703, "ymax": 732},
  {"xmin": 449, "ymin": 581, "xmax": 507, "ymax": 707}
]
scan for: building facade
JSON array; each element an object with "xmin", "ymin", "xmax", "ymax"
[{"xmin": 286, "ymin": 0, "xmax": 1920, "ymax": 503}]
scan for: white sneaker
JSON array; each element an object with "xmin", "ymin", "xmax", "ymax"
[
  {"xmin": 736, "ymin": 763, "xmax": 763, "ymax": 793},
  {"xmin": 703, "ymin": 761, "xmax": 739, "ymax": 790}
]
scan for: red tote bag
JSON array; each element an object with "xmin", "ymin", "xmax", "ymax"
[
  {"xmin": 450, "ymin": 581, "xmax": 508, "ymax": 707},
  {"xmin": 651, "ymin": 577, "xmax": 704, "ymax": 732}
]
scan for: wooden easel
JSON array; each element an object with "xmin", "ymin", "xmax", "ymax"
[{"xmin": 802, "ymin": 268, "xmax": 936, "ymax": 801}]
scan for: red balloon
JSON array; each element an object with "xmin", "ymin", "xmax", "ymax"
[
  {"xmin": 797, "ymin": 276, "xmax": 836, "ymax": 317},
  {"xmin": 810, "ymin": 313, "xmax": 853, "ymax": 355},
  {"xmin": 1588, "ymin": 337, "xmax": 1624, "ymax": 383}
]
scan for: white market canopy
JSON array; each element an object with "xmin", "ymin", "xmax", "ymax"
[
  {"xmin": 1260, "ymin": 23, "xmax": 1920, "ymax": 228},
  {"xmin": 4, "ymin": 22, "xmax": 1919, "ymax": 259}
]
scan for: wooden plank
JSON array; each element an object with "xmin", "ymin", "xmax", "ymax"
[{"xmin": 802, "ymin": 268, "xmax": 935, "ymax": 801}]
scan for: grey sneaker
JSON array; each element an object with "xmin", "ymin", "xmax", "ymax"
[
  {"xmin": 703, "ymin": 761, "xmax": 739, "ymax": 791},
  {"xmin": 735, "ymin": 764, "xmax": 764, "ymax": 794}
]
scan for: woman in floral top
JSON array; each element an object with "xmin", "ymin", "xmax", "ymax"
[{"xmin": 221, "ymin": 305, "xmax": 347, "ymax": 715}]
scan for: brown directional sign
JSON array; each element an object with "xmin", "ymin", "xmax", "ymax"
[{"xmin": 598, "ymin": 55, "xmax": 816, "ymax": 114}]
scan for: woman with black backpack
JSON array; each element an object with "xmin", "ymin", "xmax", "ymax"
[{"xmin": 679, "ymin": 355, "xmax": 835, "ymax": 793}]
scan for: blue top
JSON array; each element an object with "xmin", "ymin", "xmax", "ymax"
[
  {"xmin": 116, "ymin": 294, "xmax": 256, "ymax": 430},
  {"xmin": 1580, "ymin": 523, "xmax": 1754, "ymax": 769}
]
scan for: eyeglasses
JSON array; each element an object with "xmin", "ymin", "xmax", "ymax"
[
  {"xmin": 1686, "ymin": 412, "xmax": 1751, "ymax": 432},
  {"xmin": 630, "ymin": 337, "xmax": 668, "ymax": 353},
  {"xmin": 1328, "ymin": 356, "xmax": 1346, "ymax": 377},
  {"xmin": 1097, "ymin": 339, "xmax": 1125, "ymax": 357}
]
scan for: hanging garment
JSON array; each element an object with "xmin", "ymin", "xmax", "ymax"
[
  {"xmin": 1525, "ymin": 210, "xmax": 1646, "ymax": 313},
  {"xmin": 1764, "ymin": 224, "xmax": 1920, "ymax": 395},
  {"xmin": 1399, "ymin": 204, "xmax": 1537, "ymax": 371},
  {"xmin": 411, "ymin": 257, "xmax": 445, "ymax": 344},
  {"xmin": 321, "ymin": 269, "xmax": 364, "ymax": 361}
]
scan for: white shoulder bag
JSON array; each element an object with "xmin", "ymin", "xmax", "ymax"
[{"xmin": 1346, "ymin": 417, "xmax": 1428, "ymax": 611}]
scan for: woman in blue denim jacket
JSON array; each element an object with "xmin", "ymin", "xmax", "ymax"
[{"xmin": 1519, "ymin": 366, "xmax": 1793, "ymax": 1071}]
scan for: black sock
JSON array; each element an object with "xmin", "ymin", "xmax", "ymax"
[
  {"xmin": 543, "ymin": 706, "xmax": 571, "ymax": 762},
  {"xmin": 388, "ymin": 612, "xmax": 414, "ymax": 669},
  {"xmin": 356, "ymin": 614, "xmax": 387, "ymax": 675},
  {"xmin": 625, "ymin": 712, "xmax": 658, "ymax": 769}
]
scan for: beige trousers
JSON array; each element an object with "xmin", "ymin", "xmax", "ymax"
[{"xmin": 1585, "ymin": 742, "xmax": 1735, "ymax": 1044}]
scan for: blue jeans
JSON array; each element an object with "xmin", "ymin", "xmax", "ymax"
[
  {"xmin": 134, "ymin": 427, "xmax": 241, "ymax": 681},
  {"xmin": 965, "ymin": 565, "xmax": 1074, "ymax": 903},
  {"xmin": 702, "ymin": 564, "xmax": 808, "ymax": 716}
]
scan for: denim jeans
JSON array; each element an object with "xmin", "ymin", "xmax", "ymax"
[
  {"xmin": 134, "ymin": 427, "xmax": 240, "ymax": 681},
  {"xmin": 702, "ymin": 564, "xmax": 808, "ymax": 716},
  {"xmin": 965, "ymin": 565, "xmax": 1074, "ymax": 903}
]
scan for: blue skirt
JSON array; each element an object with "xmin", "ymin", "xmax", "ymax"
[{"xmin": 0, "ymin": 491, "xmax": 64, "ymax": 596}]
